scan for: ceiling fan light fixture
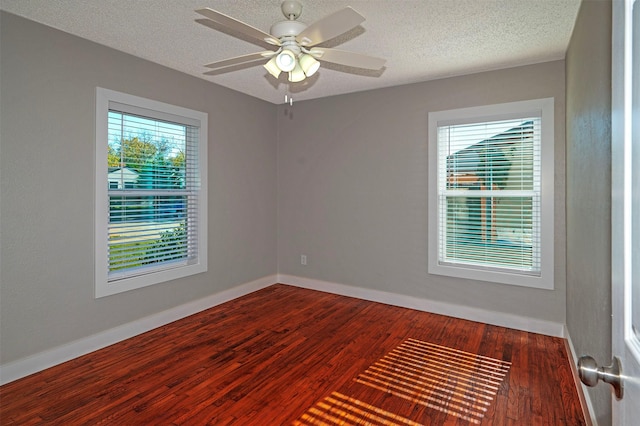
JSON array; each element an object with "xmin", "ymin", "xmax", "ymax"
[
  {"xmin": 288, "ymin": 62, "xmax": 306, "ymax": 82},
  {"xmin": 299, "ymin": 54, "xmax": 320, "ymax": 77},
  {"xmin": 275, "ymin": 49, "xmax": 297, "ymax": 72},
  {"xmin": 263, "ymin": 57, "xmax": 282, "ymax": 78}
]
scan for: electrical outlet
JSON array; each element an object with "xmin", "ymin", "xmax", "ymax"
[{"xmin": 300, "ymin": 254, "xmax": 307, "ymax": 265}]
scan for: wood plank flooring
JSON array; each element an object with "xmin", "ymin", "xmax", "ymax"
[{"xmin": 0, "ymin": 284, "xmax": 586, "ymax": 425}]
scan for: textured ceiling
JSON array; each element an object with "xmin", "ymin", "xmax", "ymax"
[{"xmin": 1, "ymin": 0, "xmax": 581, "ymax": 104}]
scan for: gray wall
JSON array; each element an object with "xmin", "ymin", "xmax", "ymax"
[
  {"xmin": 277, "ymin": 61, "xmax": 567, "ymax": 323},
  {"xmin": 0, "ymin": 12, "xmax": 278, "ymax": 364},
  {"xmin": 566, "ymin": 0, "xmax": 613, "ymax": 424}
]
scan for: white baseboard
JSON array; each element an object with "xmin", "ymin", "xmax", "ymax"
[
  {"xmin": 564, "ymin": 326, "xmax": 598, "ymax": 426},
  {"xmin": 0, "ymin": 275, "xmax": 277, "ymax": 385},
  {"xmin": 278, "ymin": 274, "xmax": 565, "ymax": 337}
]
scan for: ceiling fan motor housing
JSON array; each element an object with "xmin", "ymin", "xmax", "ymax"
[{"xmin": 270, "ymin": 20, "xmax": 307, "ymax": 39}]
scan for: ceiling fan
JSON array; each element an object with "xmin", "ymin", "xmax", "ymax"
[{"xmin": 195, "ymin": 0, "xmax": 386, "ymax": 83}]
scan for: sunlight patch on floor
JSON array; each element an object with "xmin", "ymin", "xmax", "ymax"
[
  {"xmin": 295, "ymin": 338, "xmax": 511, "ymax": 425},
  {"xmin": 293, "ymin": 391, "xmax": 424, "ymax": 426},
  {"xmin": 355, "ymin": 338, "xmax": 511, "ymax": 424}
]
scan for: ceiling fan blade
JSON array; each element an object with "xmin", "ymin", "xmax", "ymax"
[
  {"xmin": 310, "ymin": 48, "xmax": 386, "ymax": 70},
  {"xmin": 203, "ymin": 59, "xmax": 266, "ymax": 76},
  {"xmin": 195, "ymin": 8, "xmax": 281, "ymax": 46},
  {"xmin": 296, "ymin": 7, "xmax": 365, "ymax": 47},
  {"xmin": 204, "ymin": 51, "xmax": 276, "ymax": 70}
]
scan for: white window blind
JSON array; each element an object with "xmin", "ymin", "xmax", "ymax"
[
  {"xmin": 95, "ymin": 88, "xmax": 207, "ymax": 297},
  {"xmin": 107, "ymin": 109, "xmax": 200, "ymax": 281},
  {"xmin": 437, "ymin": 118, "xmax": 541, "ymax": 275},
  {"xmin": 428, "ymin": 98, "xmax": 554, "ymax": 289}
]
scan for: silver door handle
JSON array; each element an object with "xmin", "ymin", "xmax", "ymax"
[{"xmin": 577, "ymin": 355, "xmax": 624, "ymax": 399}]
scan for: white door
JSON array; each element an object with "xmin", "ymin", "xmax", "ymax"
[{"xmin": 612, "ymin": 0, "xmax": 640, "ymax": 423}]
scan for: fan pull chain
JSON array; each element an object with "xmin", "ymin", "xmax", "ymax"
[{"xmin": 285, "ymin": 94, "xmax": 293, "ymax": 106}]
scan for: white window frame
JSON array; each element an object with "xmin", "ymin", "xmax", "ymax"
[
  {"xmin": 428, "ymin": 98, "xmax": 554, "ymax": 289},
  {"xmin": 95, "ymin": 88, "xmax": 208, "ymax": 298}
]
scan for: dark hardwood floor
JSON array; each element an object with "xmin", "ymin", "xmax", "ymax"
[{"xmin": 0, "ymin": 284, "xmax": 586, "ymax": 425}]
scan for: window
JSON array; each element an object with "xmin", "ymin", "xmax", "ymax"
[
  {"xmin": 95, "ymin": 88, "xmax": 207, "ymax": 297},
  {"xmin": 428, "ymin": 98, "xmax": 554, "ymax": 289}
]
